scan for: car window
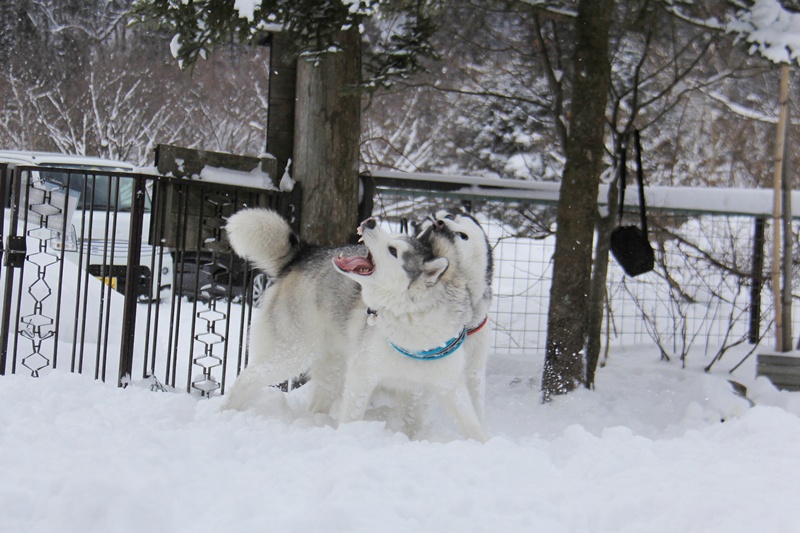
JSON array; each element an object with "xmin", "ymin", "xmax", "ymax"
[{"xmin": 40, "ymin": 171, "xmax": 151, "ymax": 212}]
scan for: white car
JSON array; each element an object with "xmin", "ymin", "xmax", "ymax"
[{"xmin": 0, "ymin": 150, "xmax": 172, "ymax": 301}]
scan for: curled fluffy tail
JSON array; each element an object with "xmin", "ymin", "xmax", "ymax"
[{"xmin": 225, "ymin": 208, "xmax": 299, "ymax": 278}]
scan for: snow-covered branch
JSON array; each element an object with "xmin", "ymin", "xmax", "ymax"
[{"xmin": 727, "ymin": 0, "xmax": 800, "ymax": 64}]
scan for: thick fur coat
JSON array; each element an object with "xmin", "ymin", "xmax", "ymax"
[{"xmin": 223, "ymin": 208, "xmax": 487, "ymax": 441}]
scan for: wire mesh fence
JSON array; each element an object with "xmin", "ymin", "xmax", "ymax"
[{"xmin": 371, "ymin": 182, "xmax": 800, "ymax": 363}]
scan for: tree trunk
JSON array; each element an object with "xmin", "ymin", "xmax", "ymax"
[
  {"xmin": 266, "ymin": 32, "xmax": 297, "ymax": 183},
  {"xmin": 542, "ymin": 0, "xmax": 614, "ymax": 401},
  {"xmin": 585, "ymin": 183, "xmax": 618, "ymax": 389},
  {"xmin": 586, "ymin": 134, "xmax": 625, "ymax": 388},
  {"xmin": 294, "ymin": 26, "xmax": 362, "ymax": 246}
]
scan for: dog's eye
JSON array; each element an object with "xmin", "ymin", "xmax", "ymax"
[
  {"xmin": 445, "ymin": 214, "xmax": 455, "ymax": 220},
  {"xmin": 457, "ymin": 232, "xmax": 469, "ymax": 240},
  {"xmin": 388, "ymin": 246, "xmax": 398, "ymax": 257}
]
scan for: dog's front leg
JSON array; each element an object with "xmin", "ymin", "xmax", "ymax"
[
  {"xmin": 396, "ymin": 389, "xmax": 429, "ymax": 438},
  {"xmin": 335, "ymin": 362, "xmax": 378, "ymax": 425},
  {"xmin": 221, "ymin": 364, "xmax": 263, "ymax": 411},
  {"xmin": 438, "ymin": 385, "xmax": 488, "ymax": 443},
  {"xmin": 466, "ymin": 331, "xmax": 491, "ymax": 426},
  {"xmin": 221, "ymin": 364, "xmax": 291, "ymax": 417}
]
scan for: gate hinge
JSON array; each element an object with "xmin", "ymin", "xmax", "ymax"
[{"xmin": 4, "ymin": 236, "xmax": 26, "ymax": 268}]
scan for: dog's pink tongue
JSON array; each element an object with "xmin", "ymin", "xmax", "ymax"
[{"xmin": 334, "ymin": 253, "xmax": 374, "ymax": 275}]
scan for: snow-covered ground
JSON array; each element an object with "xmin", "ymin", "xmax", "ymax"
[{"xmin": 2, "ymin": 343, "xmax": 799, "ymax": 533}]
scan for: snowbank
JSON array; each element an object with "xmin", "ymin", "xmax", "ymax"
[{"xmin": 2, "ymin": 345, "xmax": 799, "ymax": 532}]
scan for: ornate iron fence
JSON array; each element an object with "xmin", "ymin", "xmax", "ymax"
[{"xmin": 0, "ymin": 162, "xmax": 300, "ymax": 395}]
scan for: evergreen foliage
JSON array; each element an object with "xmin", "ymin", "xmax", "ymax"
[{"xmin": 132, "ymin": 0, "xmax": 440, "ymax": 89}]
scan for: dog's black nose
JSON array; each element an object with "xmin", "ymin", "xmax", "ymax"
[
  {"xmin": 433, "ymin": 219, "xmax": 445, "ymax": 232},
  {"xmin": 363, "ymin": 218, "xmax": 377, "ymax": 229}
]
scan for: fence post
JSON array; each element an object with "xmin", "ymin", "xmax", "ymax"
[
  {"xmin": 749, "ymin": 216, "xmax": 765, "ymax": 344},
  {"xmin": 771, "ymin": 63, "xmax": 790, "ymax": 351},
  {"xmin": 0, "ymin": 165, "xmax": 7, "ymax": 375},
  {"xmin": 118, "ymin": 175, "xmax": 146, "ymax": 386},
  {"xmin": 0, "ymin": 168, "xmax": 24, "ymax": 376},
  {"xmin": 781, "ymin": 104, "xmax": 793, "ymax": 351}
]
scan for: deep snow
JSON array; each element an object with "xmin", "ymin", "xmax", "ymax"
[{"xmin": 2, "ymin": 343, "xmax": 800, "ymax": 533}]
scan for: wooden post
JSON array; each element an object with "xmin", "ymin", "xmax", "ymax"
[
  {"xmin": 782, "ymin": 102, "xmax": 793, "ymax": 351},
  {"xmin": 266, "ymin": 33, "xmax": 297, "ymax": 179},
  {"xmin": 772, "ymin": 63, "xmax": 790, "ymax": 352},
  {"xmin": 293, "ymin": 27, "xmax": 361, "ymax": 246}
]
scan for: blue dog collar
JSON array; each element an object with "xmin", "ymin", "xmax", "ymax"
[{"xmin": 390, "ymin": 327, "xmax": 468, "ymax": 360}]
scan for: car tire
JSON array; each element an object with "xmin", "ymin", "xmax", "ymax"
[{"xmin": 251, "ymin": 272, "xmax": 269, "ymax": 302}]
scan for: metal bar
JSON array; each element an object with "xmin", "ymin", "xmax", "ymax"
[
  {"xmin": 143, "ymin": 175, "xmax": 163, "ymax": 380},
  {"xmin": 0, "ymin": 164, "xmax": 7, "ymax": 375},
  {"xmin": 13, "ymin": 173, "xmax": 32, "ymax": 374},
  {"xmin": 100, "ymin": 173, "xmax": 121, "ymax": 381},
  {"xmin": 168, "ymin": 181, "xmax": 190, "ymax": 388},
  {"xmin": 119, "ymin": 174, "xmax": 146, "ymax": 387},
  {"xmin": 71, "ymin": 172, "xmax": 91, "ymax": 373},
  {"xmin": 749, "ymin": 217, "xmax": 765, "ymax": 344},
  {"xmin": 93, "ymin": 173, "xmax": 112, "ymax": 380},
  {"xmin": 219, "ymin": 189, "xmax": 240, "ymax": 395},
  {"xmin": 0, "ymin": 166, "xmax": 22, "ymax": 375},
  {"xmin": 235, "ymin": 264, "xmax": 251, "ymax": 383},
  {"xmin": 186, "ymin": 185, "xmax": 207, "ymax": 394},
  {"xmin": 50, "ymin": 171, "xmax": 74, "ymax": 370}
]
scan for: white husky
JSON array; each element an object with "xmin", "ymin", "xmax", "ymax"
[
  {"xmin": 222, "ymin": 209, "xmax": 363, "ymax": 415},
  {"xmin": 223, "ymin": 208, "xmax": 487, "ymax": 441},
  {"xmin": 416, "ymin": 210, "xmax": 493, "ymax": 424},
  {"xmin": 333, "ymin": 218, "xmax": 486, "ymax": 441}
]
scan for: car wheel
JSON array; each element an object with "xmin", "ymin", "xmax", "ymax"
[{"xmin": 251, "ymin": 272, "xmax": 269, "ymax": 302}]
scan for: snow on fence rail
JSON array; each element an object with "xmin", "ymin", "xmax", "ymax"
[{"xmin": 365, "ymin": 169, "xmax": 800, "ymax": 218}]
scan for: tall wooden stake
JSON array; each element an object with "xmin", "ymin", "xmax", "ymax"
[
  {"xmin": 772, "ymin": 63, "xmax": 790, "ymax": 352},
  {"xmin": 782, "ymin": 102, "xmax": 793, "ymax": 352}
]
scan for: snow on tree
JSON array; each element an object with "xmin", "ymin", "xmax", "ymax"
[
  {"xmin": 728, "ymin": 0, "xmax": 800, "ymax": 64},
  {"xmin": 0, "ymin": 1, "xmax": 271, "ymax": 163}
]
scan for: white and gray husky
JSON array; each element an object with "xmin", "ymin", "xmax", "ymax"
[
  {"xmin": 416, "ymin": 210, "xmax": 493, "ymax": 425},
  {"xmin": 222, "ymin": 208, "xmax": 487, "ymax": 441}
]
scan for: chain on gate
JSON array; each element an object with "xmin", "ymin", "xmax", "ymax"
[{"xmin": 16, "ymin": 174, "xmax": 62, "ymax": 376}]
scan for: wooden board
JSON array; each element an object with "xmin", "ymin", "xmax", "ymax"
[
  {"xmin": 756, "ymin": 353, "xmax": 800, "ymax": 391},
  {"xmin": 151, "ymin": 145, "xmax": 299, "ymax": 250}
]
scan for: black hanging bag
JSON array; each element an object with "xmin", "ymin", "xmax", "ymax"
[{"xmin": 610, "ymin": 130, "xmax": 655, "ymax": 277}]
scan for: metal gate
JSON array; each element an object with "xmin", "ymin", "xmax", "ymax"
[{"xmin": 0, "ymin": 162, "xmax": 299, "ymax": 396}]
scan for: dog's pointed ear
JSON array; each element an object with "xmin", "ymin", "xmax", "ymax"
[
  {"xmin": 422, "ymin": 257, "xmax": 449, "ymax": 286},
  {"xmin": 415, "ymin": 223, "xmax": 433, "ymax": 241}
]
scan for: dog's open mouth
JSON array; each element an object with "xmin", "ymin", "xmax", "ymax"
[{"xmin": 334, "ymin": 251, "xmax": 375, "ymax": 276}]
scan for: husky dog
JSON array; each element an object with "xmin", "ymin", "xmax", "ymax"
[
  {"xmin": 333, "ymin": 218, "xmax": 487, "ymax": 441},
  {"xmin": 417, "ymin": 210, "xmax": 493, "ymax": 425},
  {"xmin": 222, "ymin": 208, "xmax": 366, "ymax": 414},
  {"xmin": 223, "ymin": 208, "xmax": 486, "ymax": 441}
]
